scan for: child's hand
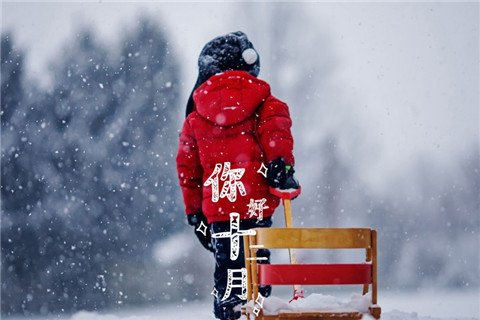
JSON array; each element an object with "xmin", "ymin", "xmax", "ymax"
[
  {"xmin": 266, "ymin": 157, "xmax": 300, "ymax": 190},
  {"xmin": 187, "ymin": 213, "xmax": 214, "ymax": 253}
]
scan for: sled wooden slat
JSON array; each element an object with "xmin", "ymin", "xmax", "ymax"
[
  {"xmin": 243, "ymin": 228, "xmax": 381, "ymax": 320},
  {"xmin": 258, "ymin": 264, "xmax": 372, "ymax": 285},
  {"xmin": 254, "ymin": 228, "xmax": 372, "ymax": 249},
  {"xmin": 241, "ymin": 305, "xmax": 365, "ymax": 320},
  {"xmin": 258, "ymin": 311, "xmax": 363, "ymax": 320}
]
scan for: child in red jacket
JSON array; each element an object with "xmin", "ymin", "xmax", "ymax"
[{"xmin": 176, "ymin": 31, "xmax": 299, "ymax": 320}]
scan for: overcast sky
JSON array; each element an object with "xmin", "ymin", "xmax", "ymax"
[{"xmin": 2, "ymin": 1, "xmax": 479, "ymax": 191}]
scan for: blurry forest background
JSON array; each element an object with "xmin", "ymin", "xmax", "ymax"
[{"xmin": 1, "ymin": 2, "xmax": 478, "ymax": 318}]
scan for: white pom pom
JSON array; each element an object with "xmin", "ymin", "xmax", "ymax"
[{"xmin": 242, "ymin": 48, "xmax": 258, "ymax": 65}]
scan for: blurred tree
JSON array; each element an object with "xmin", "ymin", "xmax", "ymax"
[
  {"xmin": 1, "ymin": 33, "xmax": 51, "ymax": 315},
  {"xmin": 1, "ymin": 33, "xmax": 23, "ymax": 127},
  {"xmin": 1, "ymin": 16, "xmax": 184, "ymax": 316}
]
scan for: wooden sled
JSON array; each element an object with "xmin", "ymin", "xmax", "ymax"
[{"xmin": 243, "ymin": 228, "xmax": 381, "ymax": 320}]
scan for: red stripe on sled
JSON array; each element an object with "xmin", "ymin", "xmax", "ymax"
[{"xmin": 258, "ymin": 264, "xmax": 372, "ymax": 285}]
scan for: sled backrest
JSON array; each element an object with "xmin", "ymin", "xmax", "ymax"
[
  {"xmin": 244, "ymin": 228, "xmax": 379, "ymax": 317},
  {"xmin": 252, "ymin": 228, "xmax": 373, "ymax": 249}
]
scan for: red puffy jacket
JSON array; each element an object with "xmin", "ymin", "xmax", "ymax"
[{"xmin": 176, "ymin": 70, "xmax": 295, "ymax": 223}]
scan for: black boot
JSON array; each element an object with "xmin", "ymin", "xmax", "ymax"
[{"xmin": 214, "ymin": 296, "xmax": 242, "ymax": 320}]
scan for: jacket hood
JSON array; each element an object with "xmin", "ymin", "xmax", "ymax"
[{"xmin": 193, "ymin": 70, "xmax": 271, "ymax": 126}]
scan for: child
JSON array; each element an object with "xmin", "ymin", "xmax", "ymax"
[{"xmin": 176, "ymin": 31, "xmax": 299, "ymax": 320}]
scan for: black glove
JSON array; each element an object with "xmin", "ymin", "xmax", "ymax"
[
  {"xmin": 266, "ymin": 157, "xmax": 300, "ymax": 190},
  {"xmin": 187, "ymin": 213, "xmax": 214, "ymax": 253}
]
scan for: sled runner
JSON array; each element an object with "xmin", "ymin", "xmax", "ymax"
[{"xmin": 242, "ymin": 227, "xmax": 381, "ymax": 320}]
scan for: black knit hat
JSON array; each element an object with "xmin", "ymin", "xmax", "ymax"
[{"xmin": 185, "ymin": 31, "xmax": 260, "ymax": 117}]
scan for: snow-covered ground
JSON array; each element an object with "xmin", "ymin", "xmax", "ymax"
[{"xmin": 6, "ymin": 288, "xmax": 479, "ymax": 320}]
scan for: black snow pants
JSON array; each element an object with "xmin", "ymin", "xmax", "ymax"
[{"xmin": 210, "ymin": 216, "xmax": 272, "ymax": 320}]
